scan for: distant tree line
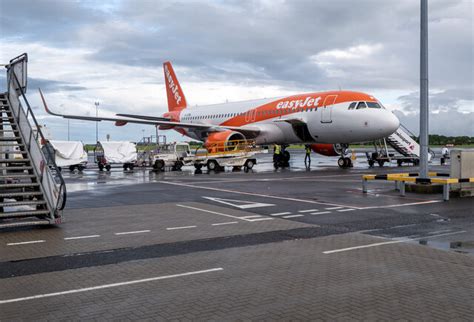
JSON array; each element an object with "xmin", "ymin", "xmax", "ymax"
[{"xmin": 409, "ymin": 135, "xmax": 474, "ymax": 145}]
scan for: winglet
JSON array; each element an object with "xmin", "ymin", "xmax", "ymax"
[{"xmin": 38, "ymin": 88, "xmax": 61, "ymax": 116}]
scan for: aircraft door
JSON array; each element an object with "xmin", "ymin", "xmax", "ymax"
[
  {"xmin": 245, "ymin": 109, "xmax": 257, "ymax": 123},
  {"xmin": 321, "ymin": 95, "xmax": 337, "ymax": 123}
]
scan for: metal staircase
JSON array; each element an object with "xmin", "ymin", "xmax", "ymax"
[
  {"xmin": 0, "ymin": 53, "xmax": 66, "ymax": 228},
  {"xmin": 386, "ymin": 124, "xmax": 420, "ymax": 158}
]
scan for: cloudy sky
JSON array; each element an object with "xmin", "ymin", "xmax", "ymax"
[{"xmin": 0, "ymin": 0, "xmax": 472, "ymax": 143}]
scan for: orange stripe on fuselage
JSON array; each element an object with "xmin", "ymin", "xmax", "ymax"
[{"xmin": 220, "ymin": 91, "xmax": 377, "ymax": 127}]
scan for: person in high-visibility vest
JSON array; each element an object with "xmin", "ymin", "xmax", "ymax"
[
  {"xmin": 273, "ymin": 144, "xmax": 281, "ymax": 164},
  {"xmin": 304, "ymin": 144, "xmax": 311, "ymax": 167}
]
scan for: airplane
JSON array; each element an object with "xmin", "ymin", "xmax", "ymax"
[{"xmin": 40, "ymin": 61, "xmax": 400, "ymax": 168}]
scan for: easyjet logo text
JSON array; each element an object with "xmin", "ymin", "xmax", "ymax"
[
  {"xmin": 164, "ymin": 65, "xmax": 182, "ymax": 105},
  {"xmin": 276, "ymin": 96, "xmax": 321, "ymax": 109}
]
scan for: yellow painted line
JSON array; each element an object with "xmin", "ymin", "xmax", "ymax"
[{"xmin": 363, "ymin": 175, "xmax": 376, "ymax": 180}]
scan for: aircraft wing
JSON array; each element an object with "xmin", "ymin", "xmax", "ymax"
[
  {"xmin": 115, "ymin": 113, "xmax": 171, "ymax": 121},
  {"xmin": 39, "ymin": 89, "xmax": 260, "ymax": 137},
  {"xmin": 273, "ymin": 117, "xmax": 306, "ymax": 125}
]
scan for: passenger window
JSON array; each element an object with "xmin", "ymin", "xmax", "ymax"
[
  {"xmin": 356, "ymin": 102, "xmax": 367, "ymax": 109},
  {"xmin": 348, "ymin": 102, "xmax": 356, "ymax": 110},
  {"xmin": 366, "ymin": 102, "xmax": 381, "ymax": 109}
]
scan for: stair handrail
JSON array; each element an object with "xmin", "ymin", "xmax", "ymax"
[
  {"xmin": 398, "ymin": 123, "xmax": 417, "ymax": 141},
  {"xmin": 6, "ymin": 54, "xmax": 66, "ymax": 215}
]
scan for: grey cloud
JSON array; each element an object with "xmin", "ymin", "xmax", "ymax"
[
  {"xmin": 393, "ymin": 110, "xmax": 474, "ymax": 137},
  {"xmin": 0, "ymin": 0, "xmax": 105, "ymax": 44},
  {"xmin": 397, "ymin": 88, "xmax": 473, "ymax": 112},
  {"xmin": 28, "ymin": 77, "xmax": 88, "ymax": 93}
]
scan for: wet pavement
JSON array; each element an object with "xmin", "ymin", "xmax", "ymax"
[{"xmin": 0, "ymin": 149, "xmax": 473, "ymax": 320}]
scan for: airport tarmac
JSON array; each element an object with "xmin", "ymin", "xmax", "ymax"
[{"xmin": 1, "ymin": 150, "xmax": 473, "ymax": 320}]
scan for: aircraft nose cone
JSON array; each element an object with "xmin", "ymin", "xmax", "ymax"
[{"xmin": 386, "ymin": 112, "xmax": 400, "ymax": 135}]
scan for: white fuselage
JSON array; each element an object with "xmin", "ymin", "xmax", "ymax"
[{"xmin": 176, "ymin": 93, "xmax": 400, "ymax": 145}]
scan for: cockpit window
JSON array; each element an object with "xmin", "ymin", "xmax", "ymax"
[
  {"xmin": 356, "ymin": 102, "xmax": 367, "ymax": 109},
  {"xmin": 366, "ymin": 102, "xmax": 382, "ymax": 109},
  {"xmin": 348, "ymin": 102, "xmax": 357, "ymax": 110}
]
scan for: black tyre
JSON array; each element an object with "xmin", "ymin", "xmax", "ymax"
[
  {"xmin": 207, "ymin": 160, "xmax": 218, "ymax": 171},
  {"xmin": 123, "ymin": 164, "xmax": 128, "ymax": 171},
  {"xmin": 282, "ymin": 151, "xmax": 290, "ymax": 162},
  {"xmin": 368, "ymin": 160, "xmax": 375, "ymax": 167},
  {"xmin": 338, "ymin": 157, "xmax": 346, "ymax": 168},
  {"xmin": 397, "ymin": 160, "xmax": 403, "ymax": 166},
  {"xmin": 77, "ymin": 165, "xmax": 85, "ymax": 172},
  {"xmin": 154, "ymin": 160, "xmax": 165, "ymax": 172},
  {"xmin": 129, "ymin": 164, "xmax": 134, "ymax": 171},
  {"xmin": 105, "ymin": 164, "xmax": 111, "ymax": 171},
  {"xmin": 345, "ymin": 157, "xmax": 352, "ymax": 168},
  {"xmin": 245, "ymin": 159, "xmax": 255, "ymax": 169},
  {"xmin": 194, "ymin": 164, "xmax": 202, "ymax": 170},
  {"xmin": 378, "ymin": 160, "xmax": 385, "ymax": 167},
  {"xmin": 69, "ymin": 165, "xmax": 76, "ymax": 172},
  {"xmin": 98, "ymin": 164, "xmax": 104, "ymax": 171}
]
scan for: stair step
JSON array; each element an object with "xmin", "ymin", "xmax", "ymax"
[
  {"xmin": 0, "ymin": 200, "xmax": 46, "ymax": 207},
  {"xmin": 0, "ymin": 210, "xmax": 51, "ymax": 219},
  {"xmin": 0, "ymin": 220, "xmax": 52, "ymax": 229},
  {"xmin": 0, "ymin": 182, "xmax": 40, "ymax": 188},
  {"xmin": 0, "ymin": 143, "xmax": 24, "ymax": 147},
  {"xmin": 1, "ymin": 166, "xmax": 33, "ymax": 171},
  {"xmin": 0, "ymin": 137, "xmax": 21, "ymax": 141},
  {"xmin": 0, "ymin": 174, "xmax": 36, "ymax": 179},
  {"xmin": 0, "ymin": 191, "xmax": 43, "ymax": 198},
  {"xmin": 0, "ymin": 158, "xmax": 30, "ymax": 163}
]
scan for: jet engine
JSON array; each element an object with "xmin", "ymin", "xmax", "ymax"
[
  {"xmin": 310, "ymin": 143, "xmax": 348, "ymax": 156},
  {"xmin": 205, "ymin": 131, "xmax": 246, "ymax": 152}
]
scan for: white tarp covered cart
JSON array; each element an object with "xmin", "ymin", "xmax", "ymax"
[
  {"xmin": 47, "ymin": 140, "xmax": 88, "ymax": 171},
  {"xmin": 95, "ymin": 141, "xmax": 137, "ymax": 171}
]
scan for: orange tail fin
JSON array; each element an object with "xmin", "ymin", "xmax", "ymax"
[{"xmin": 163, "ymin": 61, "xmax": 187, "ymax": 112}]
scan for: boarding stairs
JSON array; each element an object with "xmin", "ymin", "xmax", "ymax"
[
  {"xmin": 385, "ymin": 124, "xmax": 420, "ymax": 158},
  {"xmin": 0, "ymin": 54, "xmax": 66, "ymax": 228}
]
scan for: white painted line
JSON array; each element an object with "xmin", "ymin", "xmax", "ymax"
[
  {"xmin": 298, "ymin": 209, "xmax": 319, "ymax": 213},
  {"xmin": 325, "ymin": 207, "xmax": 343, "ymax": 210},
  {"xmin": 248, "ymin": 218, "xmax": 274, "ymax": 221},
  {"xmin": 114, "ymin": 230, "xmax": 151, "ymax": 236},
  {"xmin": 337, "ymin": 209, "xmax": 356, "ymax": 212},
  {"xmin": 211, "ymin": 221, "xmax": 238, "ymax": 226},
  {"xmin": 324, "ymin": 230, "xmax": 467, "ymax": 255},
  {"xmin": 0, "ymin": 268, "xmax": 223, "ymax": 305},
  {"xmin": 282, "ymin": 214, "xmax": 304, "ymax": 218},
  {"xmin": 269, "ymin": 212, "xmax": 291, "ymax": 216},
  {"xmin": 358, "ymin": 200, "xmax": 442, "ymax": 210},
  {"xmin": 163, "ymin": 182, "xmax": 356, "ymax": 208},
  {"xmin": 7, "ymin": 240, "xmax": 45, "ymax": 246},
  {"xmin": 166, "ymin": 226, "xmax": 197, "ymax": 230},
  {"xmin": 323, "ymin": 240, "xmax": 403, "ymax": 254},
  {"xmin": 240, "ymin": 215, "xmax": 262, "ymax": 219},
  {"xmin": 202, "ymin": 196, "xmax": 275, "ymax": 209},
  {"xmin": 64, "ymin": 235, "xmax": 101, "ymax": 240},
  {"xmin": 177, "ymin": 204, "xmax": 255, "ymax": 222},
  {"xmin": 310, "ymin": 211, "xmax": 331, "ymax": 215}
]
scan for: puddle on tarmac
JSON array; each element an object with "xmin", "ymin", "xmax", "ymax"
[{"xmin": 414, "ymin": 239, "xmax": 474, "ymax": 255}]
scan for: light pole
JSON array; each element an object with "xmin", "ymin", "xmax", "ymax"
[
  {"xmin": 419, "ymin": 0, "xmax": 429, "ymax": 178},
  {"xmin": 67, "ymin": 119, "xmax": 70, "ymax": 141},
  {"xmin": 95, "ymin": 101, "xmax": 99, "ymax": 144}
]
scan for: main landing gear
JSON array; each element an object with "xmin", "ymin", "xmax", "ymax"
[{"xmin": 337, "ymin": 156, "xmax": 353, "ymax": 169}]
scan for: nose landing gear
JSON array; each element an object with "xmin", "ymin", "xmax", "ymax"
[{"xmin": 338, "ymin": 156, "xmax": 353, "ymax": 169}]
